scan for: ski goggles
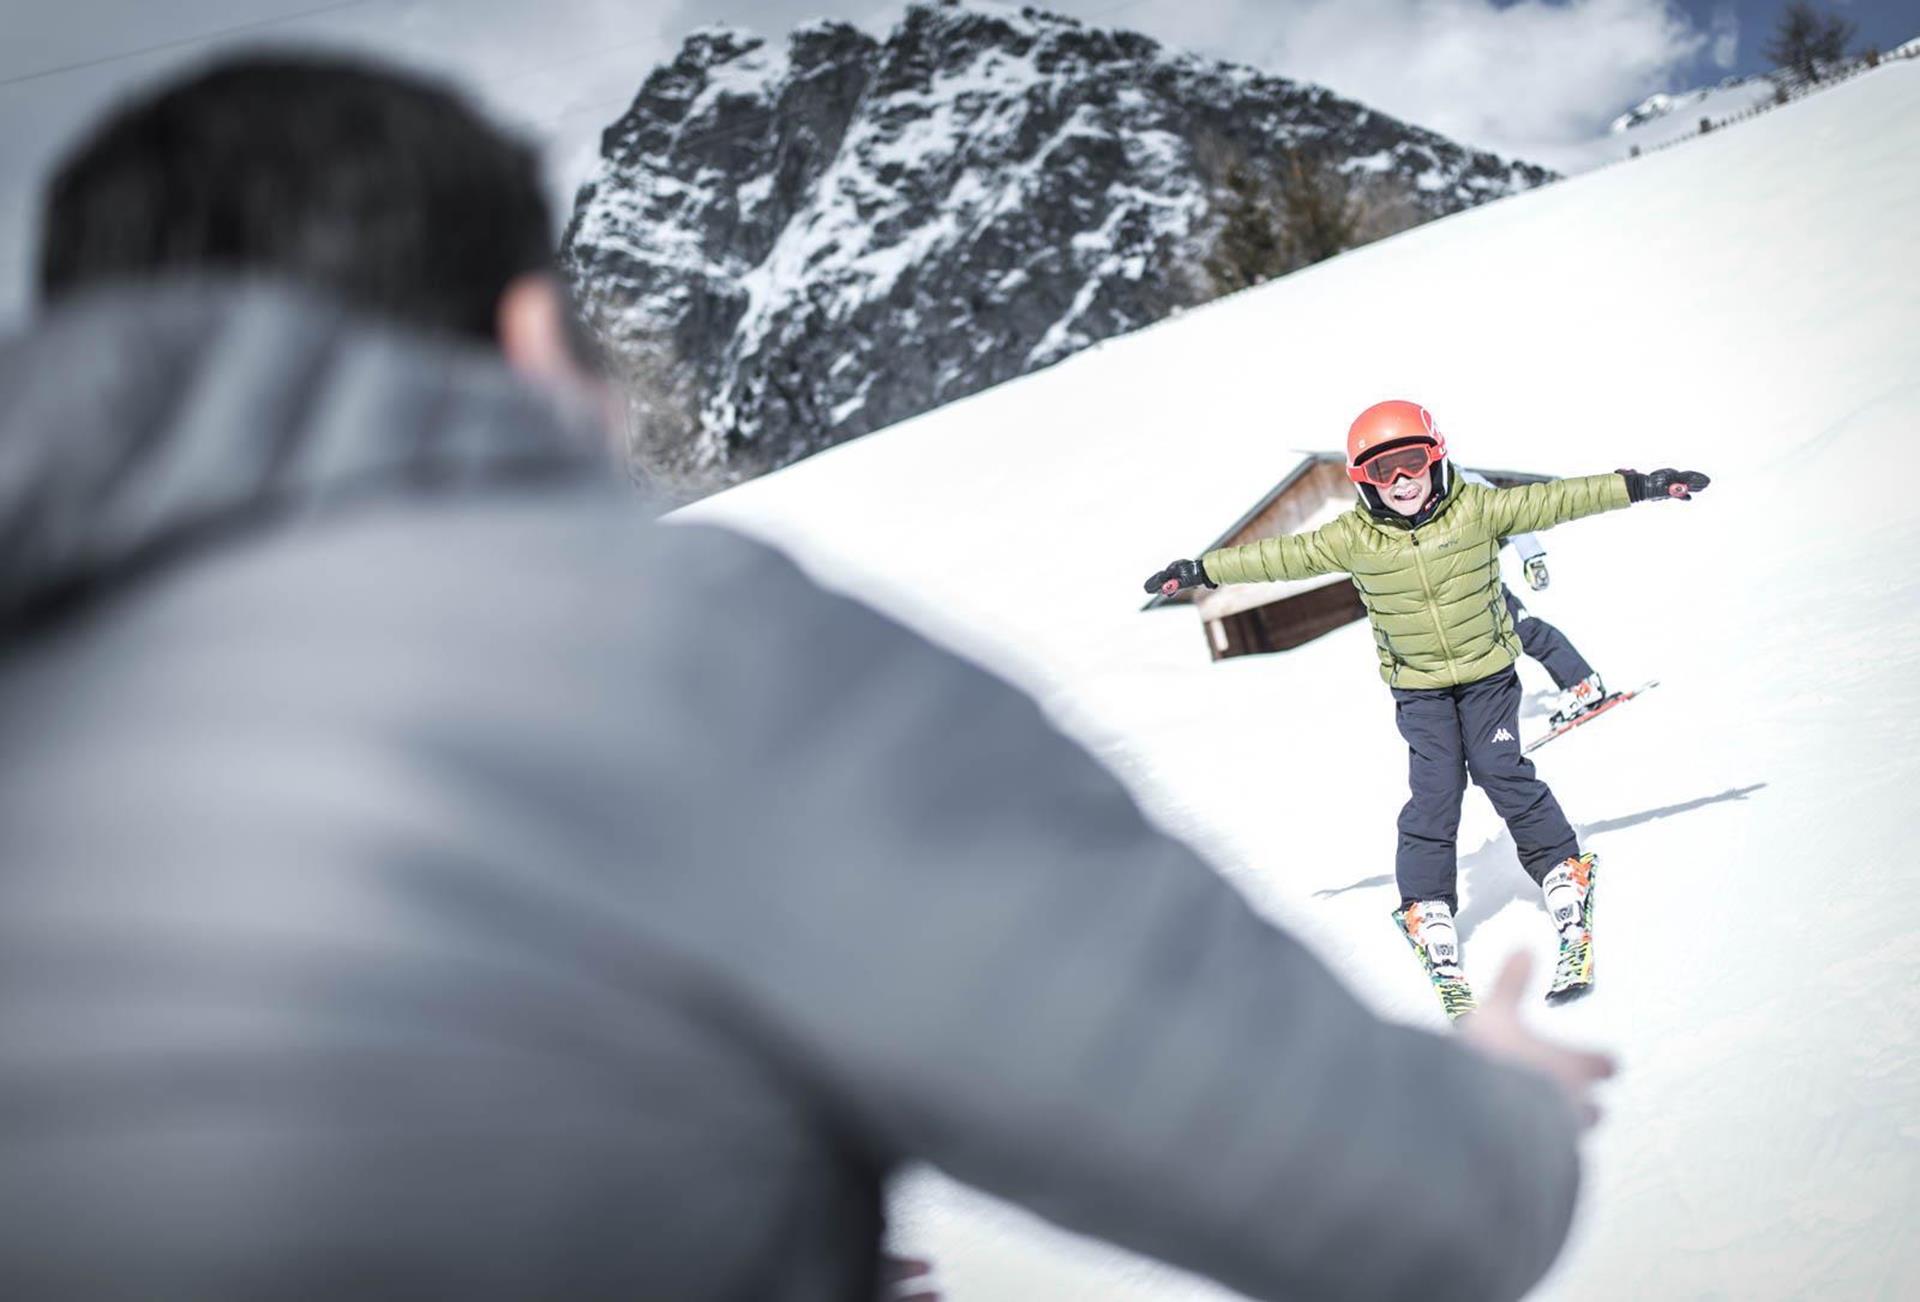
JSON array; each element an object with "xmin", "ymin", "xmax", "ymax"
[{"xmin": 1349, "ymin": 440, "xmax": 1444, "ymax": 487}]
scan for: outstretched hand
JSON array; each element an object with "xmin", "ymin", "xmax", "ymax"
[
  {"xmin": 1457, "ymin": 952, "xmax": 1617, "ymax": 1129},
  {"xmin": 1144, "ymin": 558, "xmax": 1213, "ymax": 596},
  {"xmin": 1622, "ymin": 468, "xmax": 1711, "ymax": 502},
  {"xmin": 882, "ymin": 1254, "xmax": 940, "ymax": 1302},
  {"xmin": 1649, "ymin": 468, "xmax": 1710, "ymax": 500}
]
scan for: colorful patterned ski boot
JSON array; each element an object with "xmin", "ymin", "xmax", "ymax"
[
  {"xmin": 1542, "ymin": 853, "xmax": 1597, "ymax": 1003},
  {"xmin": 1392, "ymin": 899, "xmax": 1476, "ymax": 1020}
]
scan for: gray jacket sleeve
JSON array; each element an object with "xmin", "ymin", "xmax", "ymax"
[
  {"xmin": 71, "ymin": 494, "xmax": 1573, "ymax": 1302},
  {"xmin": 611, "ymin": 521, "xmax": 1582, "ymax": 1302}
]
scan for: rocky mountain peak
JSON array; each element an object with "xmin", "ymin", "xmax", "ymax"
[{"xmin": 562, "ymin": 0, "xmax": 1555, "ymax": 497}]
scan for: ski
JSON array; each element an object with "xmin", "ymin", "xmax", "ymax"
[{"xmin": 1525, "ymin": 679, "xmax": 1659, "ymax": 753}]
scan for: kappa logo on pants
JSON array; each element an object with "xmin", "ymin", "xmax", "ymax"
[{"xmin": 1490, "ymin": 727, "xmax": 1516, "ymax": 744}]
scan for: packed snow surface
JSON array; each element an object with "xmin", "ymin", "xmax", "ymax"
[{"xmin": 682, "ymin": 61, "xmax": 1920, "ymax": 1301}]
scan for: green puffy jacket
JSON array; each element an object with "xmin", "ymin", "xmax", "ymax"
[{"xmin": 1202, "ymin": 474, "xmax": 1632, "ymax": 689}]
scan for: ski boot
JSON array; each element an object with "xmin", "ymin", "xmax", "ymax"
[
  {"xmin": 1549, "ymin": 674, "xmax": 1606, "ymax": 727},
  {"xmin": 1392, "ymin": 900, "xmax": 1476, "ymax": 1020},
  {"xmin": 1542, "ymin": 853, "xmax": 1597, "ymax": 1003}
]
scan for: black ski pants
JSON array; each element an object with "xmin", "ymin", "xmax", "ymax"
[
  {"xmin": 1501, "ymin": 586, "xmax": 1594, "ymax": 691},
  {"xmin": 1390, "ymin": 667, "xmax": 1580, "ymax": 910}
]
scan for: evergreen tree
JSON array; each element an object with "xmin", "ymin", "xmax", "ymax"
[
  {"xmin": 1203, "ymin": 149, "xmax": 1367, "ymax": 295},
  {"xmin": 1204, "ymin": 159, "xmax": 1290, "ymax": 294},
  {"xmin": 1766, "ymin": 1, "xmax": 1857, "ymax": 85},
  {"xmin": 1278, "ymin": 151, "xmax": 1360, "ymax": 269}
]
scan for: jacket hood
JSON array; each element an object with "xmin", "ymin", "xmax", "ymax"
[{"xmin": 0, "ymin": 277, "xmax": 612, "ymax": 639}]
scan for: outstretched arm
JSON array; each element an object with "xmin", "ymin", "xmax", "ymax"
[
  {"xmin": 1202, "ymin": 520, "xmax": 1350, "ymax": 585},
  {"xmin": 1145, "ymin": 518, "xmax": 1354, "ymax": 597},
  {"xmin": 1143, "ymin": 515, "xmax": 1353, "ymax": 597},
  {"xmin": 1478, "ymin": 473, "xmax": 1629, "ymax": 536},
  {"xmin": 645, "ymin": 525, "xmax": 1587, "ymax": 1302},
  {"xmin": 1480, "ymin": 469, "xmax": 1710, "ymax": 537}
]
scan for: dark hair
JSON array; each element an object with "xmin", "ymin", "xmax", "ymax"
[{"xmin": 38, "ymin": 53, "xmax": 555, "ymax": 343}]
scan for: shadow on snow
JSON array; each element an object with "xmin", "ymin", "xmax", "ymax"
[{"xmin": 1310, "ymin": 783, "xmax": 1769, "ymax": 942}]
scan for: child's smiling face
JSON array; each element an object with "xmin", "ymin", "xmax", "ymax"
[{"xmin": 1383, "ymin": 467, "xmax": 1433, "ymax": 516}]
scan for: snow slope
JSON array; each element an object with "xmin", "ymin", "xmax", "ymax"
[{"xmin": 681, "ymin": 59, "xmax": 1920, "ymax": 1301}]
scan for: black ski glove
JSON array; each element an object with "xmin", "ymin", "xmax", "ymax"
[
  {"xmin": 1620, "ymin": 468, "xmax": 1710, "ymax": 502},
  {"xmin": 1145, "ymin": 558, "xmax": 1215, "ymax": 595}
]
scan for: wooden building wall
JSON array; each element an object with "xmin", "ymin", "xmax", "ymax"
[
  {"xmin": 1219, "ymin": 458, "xmax": 1352, "ymax": 548},
  {"xmin": 1208, "ymin": 580, "xmax": 1366, "ymax": 659}
]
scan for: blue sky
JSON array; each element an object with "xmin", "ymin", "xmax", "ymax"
[
  {"xmin": 1666, "ymin": 1, "xmax": 1911, "ymax": 79},
  {"xmin": 3, "ymin": 1, "xmax": 1914, "ymax": 323}
]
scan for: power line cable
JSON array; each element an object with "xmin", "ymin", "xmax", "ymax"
[{"xmin": 0, "ymin": 0, "xmax": 379, "ymax": 90}]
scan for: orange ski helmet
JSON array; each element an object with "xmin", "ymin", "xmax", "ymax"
[
  {"xmin": 1345, "ymin": 400, "xmax": 1447, "ymax": 478},
  {"xmin": 1346, "ymin": 399, "xmax": 1452, "ymax": 521}
]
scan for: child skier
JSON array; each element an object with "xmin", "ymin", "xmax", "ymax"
[
  {"xmin": 1145, "ymin": 400, "xmax": 1708, "ymax": 1017},
  {"xmin": 1456, "ymin": 467, "xmax": 1608, "ymax": 724}
]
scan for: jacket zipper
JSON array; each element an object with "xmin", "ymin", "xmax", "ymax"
[{"xmin": 1408, "ymin": 530, "xmax": 1459, "ymax": 686}]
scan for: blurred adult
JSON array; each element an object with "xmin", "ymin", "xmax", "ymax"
[{"xmin": 1, "ymin": 53, "xmax": 1607, "ymax": 1302}]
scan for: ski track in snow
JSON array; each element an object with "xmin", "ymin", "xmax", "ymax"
[{"xmin": 682, "ymin": 60, "xmax": 1920, "ymax": 1301}]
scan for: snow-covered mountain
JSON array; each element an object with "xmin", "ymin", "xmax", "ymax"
[
  {"xmin": 561, "ymin": 0, "xmax": 1552, "ymax": 495},
  {"xmin": 1595, "ymin": 36, "xmax": 1920, "ymax": 165},
  {"xmin": 682, "ymin": 58, "xmax": 1920, "ymax": 1302},
  {"xmin": 1607, "ymin": 75, "xmax": 1779, "ymax": 137}
]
